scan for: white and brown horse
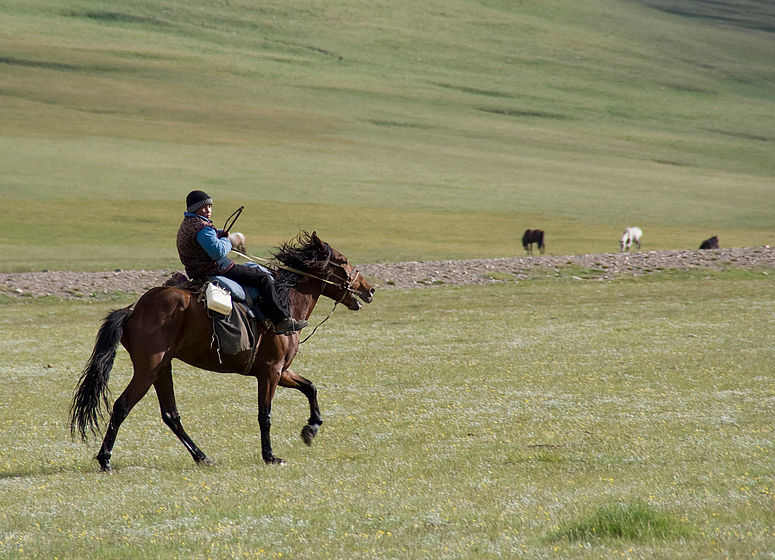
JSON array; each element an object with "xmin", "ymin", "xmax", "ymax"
[
  {"xmin": 620, "ymin": 227, "xmax": 642, "ymax": 252},
  {"xmin": 228, "ymin": 232, "xmax": 246, "ymax": 252}
]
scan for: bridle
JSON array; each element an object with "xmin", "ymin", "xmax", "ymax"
[
  {"xmin": 324, "ymin": 260, "xmax": 361, "ymax": 294},
  {"xmin": 299, "ymin": 261, "xmax": 360, "ymax": 344}
]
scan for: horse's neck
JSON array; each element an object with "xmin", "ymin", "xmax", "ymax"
[{"xmin": 288, "ymin": 278, "xmax": 322, "ymax": 320}]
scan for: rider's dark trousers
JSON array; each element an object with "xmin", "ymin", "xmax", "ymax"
[{"xmin": 221, "ymin": 264, "xmax": 288, "ymax": 324}]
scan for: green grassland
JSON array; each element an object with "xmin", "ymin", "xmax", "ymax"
[
  {"xmin": 2, "ymin": 0, "xmax": 774, "ymax": 271},
  {"xmin": 1, "ymin": 272, "xmax": 773, "ymax": 558},
  {"xmin": 2, "ymin": 3, "xmax": 774, "ymax": 558}
]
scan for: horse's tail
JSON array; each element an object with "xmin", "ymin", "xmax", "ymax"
[{"xmin": 69, "ymin": 307, "xmax": 133, "ymax": 442}]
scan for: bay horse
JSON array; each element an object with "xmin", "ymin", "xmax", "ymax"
[
  {"xmin": 699, "ymin": 235, "xmax": 719, "ymax": 250},
  {"xmin": 619, "ymin": 227, "xmax": 642, "ymax": 252},
  {"xmin": 70, "ymin": 231, "xmax": 374, "ymax": 471},
  {"xmin": 522, "ymin": 229, "xmax": 545, "ymax": 255}
]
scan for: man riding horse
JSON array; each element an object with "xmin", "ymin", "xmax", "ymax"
[{"xmin": 177, "ymin": 190, "xmax": 307, "ymax": 335}]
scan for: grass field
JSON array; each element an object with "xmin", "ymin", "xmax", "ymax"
[
  {"xmin": 1, "ymin": 271, "xmax": 773, "ymax": 559},
  {"xmin": 1, "ymin": 1, "xmax": 774, "ymax": 558},
  {"xmin": 2, "ymin": 0, "xmax": 775, "ymax": 271}
]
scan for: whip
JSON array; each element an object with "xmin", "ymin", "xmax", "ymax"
[{"xmin": 222, "ymin": 205, "xmax": 244, "ymax": 234}]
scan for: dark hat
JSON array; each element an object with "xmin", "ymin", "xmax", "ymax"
[{"xmin": 186, "ymin": 190, "xmax": 213, "ymax": 213}]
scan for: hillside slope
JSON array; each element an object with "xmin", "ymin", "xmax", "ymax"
[
  {"xmin": 631, "ymin": 0, "xmax": 775, "ymax": 33},
  {"xmin": 1, "ymin": 0, "xmax": 774, "ymax": 268}
]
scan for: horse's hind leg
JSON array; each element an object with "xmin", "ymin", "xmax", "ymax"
[
  {"xmin": 155, "ymin": 365, "xmax": 214, "ymax": 467},
  {"xmin": 280, "ymin": 368, "xmax": 322, "ymax": 446},
  {"xmin": 96, "ymin": 374, "xmax": 157, "ymax": 472}
]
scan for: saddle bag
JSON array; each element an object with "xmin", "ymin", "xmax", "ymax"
[{"xmin": 205, "ymin": 282, "xmax": 233, "ymax": 315}]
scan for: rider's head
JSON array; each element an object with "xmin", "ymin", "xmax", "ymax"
[{"xmin": 186, "ymin": 190, "xmax": 213, "ymax": 218}]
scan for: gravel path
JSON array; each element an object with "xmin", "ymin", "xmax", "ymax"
[{"xmin": 2, "ymin": 247, "xmax": 773, "ymax": 299}]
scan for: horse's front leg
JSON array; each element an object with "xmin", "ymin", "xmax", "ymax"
[
  {"xmin": 280, "ymin": 368, "xmax": 322, "ymax": 446},
  {"xmin": 257, "ymin": 369, "xmax": 285, "ymax": 465}
]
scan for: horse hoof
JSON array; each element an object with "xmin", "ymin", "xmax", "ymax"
[
  {"xmin": 197, "ymin": 457, "xmax": 216, "ymax": 467},
  {"xmin": 265, "ymin": 457, "xmax": 287, "ymax": 466},
  {"xmin": 300, "ymin": 424, "xmax": 319, "ymax": 446}
]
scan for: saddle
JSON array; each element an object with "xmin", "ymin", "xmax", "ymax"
[
  {"xmin": 163, "ymin": 263, "xmax": 274, "ymax": 357},
  {"xmin": 210, "ymin": 263, "xmax": 273, "ymax": 315}
]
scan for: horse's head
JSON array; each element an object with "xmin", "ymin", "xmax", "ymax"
[{"xmin": 312, "ymin": 232, "xmax": 375, "ymax": 311}]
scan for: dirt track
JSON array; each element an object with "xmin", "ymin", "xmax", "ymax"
[{"xmin": 2, "ymin": 246, "xmax": 773, "ymax": 299}]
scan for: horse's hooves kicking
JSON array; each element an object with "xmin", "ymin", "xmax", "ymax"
[
  {"xmin": 300, "ymin": 424, "xmax": 319, "ymax": 446},
  {"xmin": 197, "ymin": 457, "xmax": 216, "ymax": 467}
]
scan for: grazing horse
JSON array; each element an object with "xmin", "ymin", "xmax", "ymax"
[
  {"xmin": 70, "ymin": 231, "xmax": 374, "ymax": 471},
  {"xmin": 619, "ymin": 227, "xmax": 642, "ymax": 252},
  {"xmin": 522, "ymin": 229, "xmax": 545, "ymax": 255},
  {"xmin": 228, "ymin": 232, "xmax": 246, "ymax": 253},
  {"xmin": 699, "ymin": 236, "xmax": 719, "ymax": 250}
]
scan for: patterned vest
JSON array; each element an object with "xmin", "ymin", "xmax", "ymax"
[{"xmin": 176, "ymin": 215, "xmax": 232, "ymax": 278}]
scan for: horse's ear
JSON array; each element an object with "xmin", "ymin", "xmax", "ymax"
[{"xmin": 311, "ymin": 231, "xmax": 323, "ymax": 248}]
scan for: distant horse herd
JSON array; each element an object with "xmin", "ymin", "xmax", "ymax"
[
  {"xmin": 520, "ymin": 227, "xmax": 721, "ymax": 255},
  {"xmin": 227, "ymin": 228, "xmax": 722, "ymax": 258}
]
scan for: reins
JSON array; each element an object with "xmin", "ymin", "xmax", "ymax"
[
  {"xmin": 229, "ymin": 247, "xmax": 360, "ymax": 344},
  {"xmin": 224, "ymin": 209, "xmax": 357, "ymax": 292},
  {"xmin": 229, "ymin": 248, "xmax": 358, "ymax": 292},
  {"xmin": 298, "ymin": 293, "xmax": 346, "ymax": 344}
]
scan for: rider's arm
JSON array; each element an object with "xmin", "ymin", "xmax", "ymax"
[{"xmin": 197, "ymin": 226, "xmax": 232, "ymax": 261}]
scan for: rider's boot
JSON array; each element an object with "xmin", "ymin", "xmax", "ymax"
[{"xmin": 275, "ymin": 317, "xmax": 307, "ymax": 335}]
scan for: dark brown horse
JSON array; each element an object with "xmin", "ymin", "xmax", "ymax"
[
  {"xmin": 699, "ymin": 236, "xmax": 719, "ymax": 250},
  {"xmin": 522, "ymin": 229, "xmax": 545, "ymax": 255},
  {"xmin": 70, "ymin": 231, "xmax": 374, "ymax": 471}
]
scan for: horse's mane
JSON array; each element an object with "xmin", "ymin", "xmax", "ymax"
[{"xmin": 270, "ymin": 231, "xmax": 333, "ymax": 302}]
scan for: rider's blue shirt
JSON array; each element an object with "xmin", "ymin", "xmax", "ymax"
[{"xmin": 183, "ymin": 212, "xmax": 233, "ymax": 270}]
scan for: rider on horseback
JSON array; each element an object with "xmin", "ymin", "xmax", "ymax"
[{"xmin": 177, "ymin": 190, "xmax": 307, "ymax": 335}]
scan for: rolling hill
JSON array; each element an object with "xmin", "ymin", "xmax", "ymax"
[{"xmin": 1, "ymin": 0, "xmax": 774, "ymax": 270}]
